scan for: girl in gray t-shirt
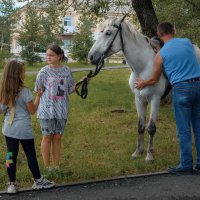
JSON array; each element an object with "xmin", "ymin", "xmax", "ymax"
[{"xmin": 0, "ymin": 60, "xmax": 55, "ymax": 193}]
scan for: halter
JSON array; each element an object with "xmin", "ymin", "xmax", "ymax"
[{"xmin": 75, "ymin": 14, "xmax": 127, "ymax": 99}]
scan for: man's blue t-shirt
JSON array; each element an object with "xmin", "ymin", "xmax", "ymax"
[{"xmin": 160, "ymin": 38, "xmax": 200, "ymax": 85}]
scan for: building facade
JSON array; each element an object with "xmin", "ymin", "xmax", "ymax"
[{"xmin": 11, "ymin": 2, "xmax": 129, "ymax": 63}]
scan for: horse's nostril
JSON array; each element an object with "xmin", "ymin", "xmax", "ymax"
[{"xmin": 90, "ymin": 55, "xmax": 93, "ymax": 61}]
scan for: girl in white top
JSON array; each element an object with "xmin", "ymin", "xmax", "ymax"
[{"xmin": 35, "ymin": 44, "xmax": 87, "ymax": 170}]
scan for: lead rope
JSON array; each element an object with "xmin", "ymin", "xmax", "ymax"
[{"xmin": 75, "ymin": 55, "xmax": 105, "ymax": 99}]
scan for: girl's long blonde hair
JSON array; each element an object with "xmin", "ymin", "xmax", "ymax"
[{"xmin": 0, "ymin": 60, "xmax": 24, "ymax": 107}]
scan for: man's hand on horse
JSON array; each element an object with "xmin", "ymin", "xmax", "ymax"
[{"xmin": 135, "ymin": 77, "xmax": 146, "ymax": 90}]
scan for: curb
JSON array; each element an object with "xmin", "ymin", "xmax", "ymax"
[{"xmin": 0, "ymin": 171, "xmax": 169, "ymax": 195}]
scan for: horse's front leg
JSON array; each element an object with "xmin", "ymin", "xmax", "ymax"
[
  {"xmin": 146, "ymin": 95, "xmax": 161, "ymax": 162},
  {"xmin": 131, "ymin": 96, "xmax": 147, "ymax": 160}
]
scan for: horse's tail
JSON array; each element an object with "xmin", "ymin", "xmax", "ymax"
[
  {"xmin": 160, "ymin": 66, "xmax": 172, "ymax": 100},
  {"xmin": 161, "ymin": 82, "xmax": 172, "ymax": 99}
]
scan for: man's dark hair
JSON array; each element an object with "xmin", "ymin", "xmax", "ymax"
[{"xmin": 157, "ymin": 22, "xmax": 175, "ymax": 36}]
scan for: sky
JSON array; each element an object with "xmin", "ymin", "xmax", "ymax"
[{"xmin": 14, "ymin": 0, "xmax": 28, "ymax": 8}]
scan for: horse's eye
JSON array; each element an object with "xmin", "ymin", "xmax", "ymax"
[{"xmin": 105, "ymin": 31, "xmax": 112, "ymax": 36}]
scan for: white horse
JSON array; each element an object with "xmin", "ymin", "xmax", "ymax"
[{"xmin": 88, "ymin": 16, "xmax": 200, "ymax": 162}]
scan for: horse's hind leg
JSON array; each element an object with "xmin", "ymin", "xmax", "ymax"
[
  {"xmin": 131, "ymin": 96, "xmax": 147, "ymax": 160},
  {"xmin": 146, "ymin": 96, "xmax": 161, "ymax": 162}
]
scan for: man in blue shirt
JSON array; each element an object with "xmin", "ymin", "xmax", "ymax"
[{"xmin": 135, "ymin": 22, "xmax": 200, "ymax": 173}]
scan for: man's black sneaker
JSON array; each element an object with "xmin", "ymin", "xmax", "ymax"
[{"xmin": 168, "ymin": 166, "xmax": 193, "ymax": 174}]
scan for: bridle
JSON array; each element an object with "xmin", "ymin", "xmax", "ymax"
[{"xmin": 75, "ymin": 14, "xmax": 127, "ymax": 99}]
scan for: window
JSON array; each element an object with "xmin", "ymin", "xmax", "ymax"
[
  {"xmin": 64, "ymin": 17, "xmax": 73, "ymax": 26},
  {"xmin": 63, "ymin": 40, "xmax": 71, "ymax": 49}
]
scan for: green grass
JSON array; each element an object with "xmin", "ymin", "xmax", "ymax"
[{"xmin": 0, "ymin": 68, "xmax": 188, "ymax": 190}]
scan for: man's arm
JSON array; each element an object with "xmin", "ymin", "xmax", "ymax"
[{"xmin": 135, "ymin": 52, "xmax": 163, "ymax": 89}]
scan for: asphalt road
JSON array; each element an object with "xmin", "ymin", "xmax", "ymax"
[{"xmin": 1, "ymin": 172, "xmax": 200, "ymax": 200}]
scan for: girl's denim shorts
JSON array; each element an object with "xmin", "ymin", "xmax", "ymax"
[{"xmin": 39, "ymin": 119, "xmax": 67, "ymax": 135}]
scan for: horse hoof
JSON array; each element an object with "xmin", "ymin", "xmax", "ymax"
[
  {"xmin": 145, "ymin": 154, "xmax": 154, "ymax": 163},
  {"xmin": 131, "ymin": 151, "xmax": 143, "ymax": 160}
]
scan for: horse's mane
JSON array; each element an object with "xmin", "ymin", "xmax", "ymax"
[
  {"xmin": 99, "ymin": 17, "xmax": 116, "ymax": 32},
  {"xmin": 124, "ymin": 20, "xmax": 156, "ymax": 50},
  {"xmin": 124, "ymin": 21, "xmax": 139, "ymax": 38}
]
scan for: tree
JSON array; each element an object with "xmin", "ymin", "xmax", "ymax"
[
  {"xmin": 0, "ymin": 48, "xmax": 12, "ymax": 68},
  {"xmin": 39, "ymin": 3, "xmax": 63, "ymax": 50},
  {"xmin": 0, "ymin": 0, "xmax": 16, "ymax": 50},
  {"xmin": 131, "ymin": 0, "xmax": 158, "ymax": 37},
  {"xmin": 18, "ymin": 3, "xmax": 63, "ymax": 65},
  {"xmin": 18, "ymin": 4, "xmax": 43, "ymax": 65},
  {"xmin": 184, "ymin": 0, "xmax": 200, "ymax": 10},
  {"xmin": 153, "ymin": 0, "xmax": 200, "ymax": 45},
  {"xmin": 70, "ymin": 15, "xmax": 94, "ymax": 63},
  {"xmin": 0, "ymin": 0, "xmax": 16, "ymax": 67}
]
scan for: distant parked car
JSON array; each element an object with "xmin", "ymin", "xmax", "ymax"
[
  {"xmin": 9, "ymin": 56, "xmax": 25, "ymax": 63},
  {"xmin": 35, "ymin": 52, "xmax": 46, "ymax": 62}
]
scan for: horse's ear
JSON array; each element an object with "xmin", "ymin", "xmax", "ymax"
[
  {"xmin": 149, "ymin": 38, "xmax": 160, "ymax": 49},
  {"xmin": 115, "ymin": 15, "xmax": 126, "ymax": 25}
]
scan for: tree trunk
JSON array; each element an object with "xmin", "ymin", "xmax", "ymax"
[
  {"xmin": 1, "ymin": 32, "xmax": 3, "ymax": 51},
  {"xmin": 131, "ymin": 0, "xmax": 158, "ymax": 37}
]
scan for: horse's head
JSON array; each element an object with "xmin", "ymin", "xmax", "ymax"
[{"xmin": 88, "ymin": 16, "xmax": 125, "ymax": 65}]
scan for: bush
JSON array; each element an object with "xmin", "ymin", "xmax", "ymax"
[
  {"xmin": 70, "ymin": 15, "xmax": 94, "ymax": 64},
  {"xmin": 0, "ymin": 49, "xmax": 12, "ymax": 68}
]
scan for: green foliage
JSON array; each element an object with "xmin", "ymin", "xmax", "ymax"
[
  {"xmin": 153, "ymin": 0, "xmax": 200, "ymax": 45},
  {"xmin": 35, "ymin": 0, "xmax": 131, "ymax": 20},
  {"xmin": 69, "ymin": 16, "xmax": 95, "ymax": 63},
  {"xmin": 20, "ymin": 43, "xmax": 42, "ymax": 66},
  {"xmin": 0, "ymin": 49, "xmax": 12, "ymax": 68},
  {"xmin": 0, "ymin": 0, "xmax": 16, "ymax": 49},
  {"xmin": 80, "ymin": 0, "xmax": 130, "ymax": 17},
  {"xmin": 18, "ymin": 5, "xmax": 43, "ymax": 65},
  {"xmin": 81, "ymin": 0, "xmax": 110, "ymax": 17},
  {"xmin": 18, "ymin": 4, "xmax": 62, "ymax": 65},
  {"xmin": 39, "ymin": 4, "xmax": 63, "ymax": 49}
]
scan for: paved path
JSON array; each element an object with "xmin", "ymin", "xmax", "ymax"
[
  {"xmin": 25, "ymin": 65, "xmax": 129, "ymax": 74},
  {"xmin": 1, "ymin": 172, "xmax": 200, "ymax": 200}
]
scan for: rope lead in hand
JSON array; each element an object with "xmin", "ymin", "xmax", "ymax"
[{"xmin": 75, "ymin": 57, "xmax": 104, "ymax": 99}]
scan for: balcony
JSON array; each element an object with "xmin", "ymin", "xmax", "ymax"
[{"xmin": 63, "ymin": 26, "xmax": 76, "ymax": 34}]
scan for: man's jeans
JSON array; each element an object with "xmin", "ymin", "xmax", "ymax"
[{"xmin": 172, "ymin": 81, "xmax": 200, "ymax": 168}]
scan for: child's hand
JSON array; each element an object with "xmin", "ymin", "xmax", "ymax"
[
  {"xmin": 36, "ymin": 87, "xmax": 44, "ymax": 97},
  {"xmin": 80, "ymin": 76, "xmax": 90, "ymax": 83}
]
